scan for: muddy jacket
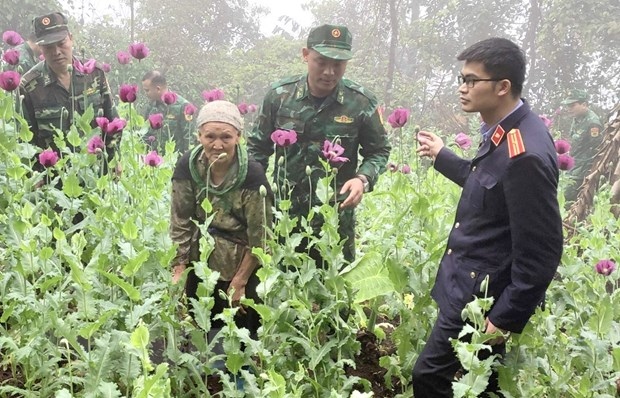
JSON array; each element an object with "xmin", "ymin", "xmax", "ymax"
[
  {"xmin": 20, "ymin": 58, "xmax": 120, "ymax": 162},
  {"xmin": 170, "ymin": 144, "xmax": 272, "ymax": 281},
  {"xmin": 143, "ymin": 94, "xmax": 192, "ymax": 154}
]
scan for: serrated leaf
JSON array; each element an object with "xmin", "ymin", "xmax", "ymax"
[
  {"xmin": 343, "ymin": 251, "xmax": 395, "ymax": 303},
  {"xmin": 96, "ymin": 269, "xmax": 140, "ymax": 301},
  {"xmin": 62, "ymin": 174, "xmax": 83, "ymax": 198}
]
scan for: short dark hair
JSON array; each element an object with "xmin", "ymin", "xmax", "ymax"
[
  {"xmin": 457, "ymin": 37, "xmax": 525, "ymax": 97},
  {"xmin": 142, "ymin": 70, "xmax": 166, "ymax": 86}
]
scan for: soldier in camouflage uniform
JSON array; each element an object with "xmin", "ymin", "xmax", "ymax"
[
  {"xmin": 561, "ymin": 89, "xmax": 604, "ymax": 202},
  {"xmin": 20, "ymin": 12, "xmax": 120, "ymax": 169},
  {"xmin": 247, "ymin": 24, "xmax": 391, "ymax": 263},
  {"xmin": 170, "ymin": 100, "xmax": 272, "ymax": 338},
  {"xmin": 5, "ymin": 33, "xmax": 41, "ymax": 74},
  {"xmin": 142, "ymin": 70, "xmax": 192, "ymax": 154}
]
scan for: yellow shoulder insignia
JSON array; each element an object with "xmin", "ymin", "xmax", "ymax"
[
  {"xmin": 334, "ymin": 115, "xmax": 354, "ymax": 124},
  {"xmin": 590, "ymin": 126, "xmax": 600, "ymax": 137},
  {"xmin": 507, "ymin": 129, "xmax": 526, "ymax": 158}
]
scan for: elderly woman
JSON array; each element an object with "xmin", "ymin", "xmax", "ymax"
[{"xmin": 170, "ymin": 100, "xmax": 271, "ymax": 338}]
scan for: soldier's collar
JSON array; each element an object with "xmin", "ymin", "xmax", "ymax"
[{"xmin": 296, "ymin": 75, "xmax": 345, "ymax": 104}]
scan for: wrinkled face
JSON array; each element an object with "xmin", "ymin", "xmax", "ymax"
[
  {"xmin": 566, "ymin": 101, "xmax": 588, "ymax": 118},
  {"xmin": 457, "ymin": 61, "xmax": 504, "ymax": 115},
  {"xmin": 41, "ymin": 34, "xmax": 73, "ymax": 74},
  {"xmin": 302, "ymin": 48, "xmax": 348, "ymax": 97},
  {"xmin": 197, "ymin": 121, "xmax": 240, "ymax": 164},
  {"xmin": 142, "ymin": 79, "xmax": 162, "ymax": 103}
]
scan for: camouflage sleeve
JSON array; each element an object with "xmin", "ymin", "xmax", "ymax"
[
  {"xmin": 241, "ymin": 189, "xmax": 272, "ymax": 250},
  {"xmin": 247, "ymin": 91, "xmax": 276, "ymax": 170},
  {"xmin": 170, "ymin": 178, "xmax": 197, "ymax": 266},
  {"xmin": 18, "ymin": 86, "xmax": 40, "ymax": 144},
  {"xmin": 356, "ymin": 102, "xmax": 391, "ymax": 190}
]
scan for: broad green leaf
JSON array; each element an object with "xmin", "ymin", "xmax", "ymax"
[
  {"xmin": 62, "ymin": 174, "xmax": 83, "ymax": 198},
  {"xmin": 122, "ymin": 249, "xmax": 150, "ymax": 277},
  {"xmin": 96, "ymin": 270, "xmax": 140, "ymax": 301},
  {"xmin": 121, "ymin": 218, "xmax": 138, "ymax": 240},
  {"xmin": 343, "ymin": 251, "xmax": 394, "ymax": 303}
]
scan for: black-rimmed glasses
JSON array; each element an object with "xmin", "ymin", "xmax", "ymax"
[{"xmin": 458, "ymin": 75, "xmax": 504, "ymax": 88}]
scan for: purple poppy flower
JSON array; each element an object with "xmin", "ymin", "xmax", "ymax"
[
  {"xmin": 237, "ymin": 102, "xmax": 249, "ymax": 115},
  {"xmin": 38, "ymin": 149, "xmax": 59, "ymax": 167},
  {"xmin": 387, "ymin": 162, "xmax": 398, "ymax": 172},
  {"xmin": 101, "ymin": 63, "xmax": 111, "ymax": 73},
  {"xmin": 2, "ymin": 31, "xmax": 23, "ymax": 46},
  {"xmin": 147, "ymin": 135, "xmax": 157, "ymax": 143},
  {"xmin": 2, "ymin": 49, "xmax": 19, "ymax": 65},
  {"xmin": 184, "ymin": 103, "xmax": 197, "ymax": 116},
  {"xmin": 539, "ymin": 115, "xmax": 553, "ymax": 128},
  {"xmin": 247, "ymin": 104, "xmax": 258, "ymax": 113},
  {"xmin": 270, "ymin": 129, "xmax": 298, "ymax": 147},
  {"xmin": 554, "ymin": 139, "xmax": 571, "ymax": 154},
  {"xmin": 116, "ymin": 50, "xmax": 131, "ymax": 65},
  {"xmin": 322, "ymin": 140, "xmax": 349, "ymax": 164},
  {"xmin": 128, "ymin": 43, "xmax": 149, "ymax": 60},
  {"xmin": 95, "ymin": 117, "xmax": 109, "ymax": 132},
  {"xmin": 73, "ymin": 58, "xmax": 96, "ymax": 74},
  {"xmin": 201, "ymin": 89, "xmax": 225, "ymax": 102},
  {"xmin": 144, "ymin": 150, "xmax": 163, "ymax": 167},
  {"xmin": 119, "ymin": 84, "xmax": 138, "ymax": 103},
  {"xmin": 557, "ymin": 153, "xmax": 575, "ymax": 171},
  {"xmin": 0, "ymin": 71, "xmax": 21, "ymax": 91},
  {"xmin": 106, "ymin": 118, "xmax": 126, "ymax": 135},
  {"xmin": 87, "ymin": 136, "xmax": 105, "ymax": 154},
  {"xmin": 161, "ymin": 91, "xmax": 178, "ymax": 105},
  {"xmin": 401, "ymin": 164, "xmax": 412, "ymax": 174},
  {"xmin": 148, "ymin": 113, "xmax": 164, "ymax": 130},
  {"xmin": 387, "ymin": 107, "xmax": 410, "ymax": 128},
  {"xmin": 595, "ymin": 259, "xmax": 616, "ymax": 276},
  {"xmin": 455, "ymin": 132, "xmax": 472, "ymax": 150}
]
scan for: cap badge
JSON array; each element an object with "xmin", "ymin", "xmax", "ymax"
[
  {"xmin": 331, "ymin": 29, "xmax": 341, "ymax": 38},
  {"xmin": 42, "ymin": 17, "xmax": 51, "ymax": 26}
]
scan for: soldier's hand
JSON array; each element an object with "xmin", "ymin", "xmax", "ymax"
[
  {"xmin": 172, "ymin": 264, "xmax": 187, "ymax": 284},
  {"xmin": 339, "ymin": 177, "xmax": 364, "ymax": 209}
]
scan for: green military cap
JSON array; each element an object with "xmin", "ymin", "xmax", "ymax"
[
  {"xmin": 561, "ymin": 89, "xmax": 588, "ymax": 105},
  {"xmin": 33, "ymin": 12, "xmax": 69, "ymax": 46},
  {"xmin": 307, "ymin": 24, "xmax": 353, "ymax": 60}
]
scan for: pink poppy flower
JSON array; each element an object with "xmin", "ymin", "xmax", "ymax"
[
  {"xmin": 247, "ymin": 104, "xmax": 258, "ymax": 113},
  {"xmin": 270, "ymin": 129, "xmax": 298, "ymax": 147},
  {"xmin": 87, "ymin": 136, "xmax": 105, "ymax": 154},
  {"xmin": 161, "ymin": 91, "xmax": 178, "ymax": 105},
  {"xmin": 322, "ymin": 140, "xmax": 349, "ymax": 164},
  {"xmin": 148, "ymin": 113, "xmax": 164, "ymax": 130},
  {"xmin": 95, "ymin": 117, "xmax": 109, "ymax": 132},
  {"xmin": 2, "ymin": 49, "xmax": 19, "ymax": 65},
  {"xmin": 455, "ymin": 132, "xmax": 472, "ymax": 150},
  {"xmin": 237, "ymin": 102, "xmax": 249, "ymax": 115},
  {"xmin": 128, "ymin": 43, "xmax": 149, "ymax": 60},
  {"xmin": 387, "ymin": 162, "xmax": 398, "ymax": 172},
  {"xmin": 119, "ymin": 84, "xmax": 138, "ymax": 103},
  {"xmin": 2, "ymin": 31, "xmax": 23, "ymax": 46},
  {"xmin": 594, "ymin": 259, "xmax": 616, "ymax": 276},
  {"xmin": 387, "ymin": 107, "xmax": 410, "ymax": 128},
  {"xmin": 116, "ymin": 50, "xmax": 131, "ymax": 65},
  {"xmin": 539, "ymin": 115, "xmax": 553, "ymax": 128},
  {"xmin": 0, "ymin": 71, "xmax": 21, "ymax": 91},
  {"xmin": 73, "ymin": 58, "xmax": 96, "ymax": 74},
  {"xmin": 554, "ymin": 139, "xmax": 571, "ymax": 155},
  {"xmin": 401, "ymin": 164, "xmax": 412, "ymax": 174},
  {"xmin": 144, "ymin": 150, "xmax": 163, "ymax": 167},
  {"xmin": 106, "ymin": 118, "xmax": 126, "ymax": 135},
  {"xmin": 184, "ymin": 103, "xmax": 197, "ymax": 116},
  {"xmin": 101, "ymin": 63, "xmax": 111, "ymax": 73},
  {"xmin": 201, "ymin": 89, "xmax": 225, "ymax": 102},
  {"xmin": 557, "ymin": 153, "xmax": 575, "ymax": 171},
  {"xmin": 39, "ymin": 149, "xmax": 59, "ymax": 167}
]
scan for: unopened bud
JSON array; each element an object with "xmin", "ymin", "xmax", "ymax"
[
  {"xmin": 259, "ymin": 185, "xmax": 267, "ymax": 198},
  {"xmin": 414, "ymin": 125, "xmax": 420, "ymax": 133},
  {"xmin": 331, "ymin": 167, "xmax": 338, "ymax": 175},
  {"xmin": 62, "ymin": 108, "xmax": 69, "ymax": 119},
  {"xmin": 97, "ymin": 108, "xmax": 104, "ymax": 117},
  {"xmin": 305, "ymin": 165, "xmax": 312, "ymax": 176},
  {"xmin": 277, "ymin": 156, "xmax": 284, "ymax": 166},
  {"xmin": 66, "ymin": 64, "xmax": 73, "ymax": 72}
]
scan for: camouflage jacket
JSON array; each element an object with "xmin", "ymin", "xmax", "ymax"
[
  {"xmin": 143, "ymin": 94, "xmax": 193, "ymax": 154},
  {"xmin": 569, "ymin": 109, "xmax": 603, "ymax": 174},
  {"xmin": 170, "ymin": 144, "xmax": 272, "ymax": 281},
  {"xmin": 247, "ymin": 74, "xmax": 391, "ymax": 216},
  {"xmin": 20, "ymin": 58, "xmax": 120, "ymax": 159}
]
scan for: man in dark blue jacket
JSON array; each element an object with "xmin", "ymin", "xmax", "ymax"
[{"xmin": 413, "ymin": 37, "xmax": 563, "ymax": 397}]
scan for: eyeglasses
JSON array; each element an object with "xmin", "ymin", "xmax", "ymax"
[{"xmin": 458, "ymin": 75, "xmax": 504, "ymax": 88}]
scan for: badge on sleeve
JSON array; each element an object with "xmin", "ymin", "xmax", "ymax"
[
  {"xmin": 590, "ymin": 126, "xmax": 600, "ymax": 137},
  {"xmin": 507, "ymin": 129, "xmax": 526, "ymax": 158},
  {"xmin": 491, "ymin": 125, "xmax": 505, "ymax": 146}
]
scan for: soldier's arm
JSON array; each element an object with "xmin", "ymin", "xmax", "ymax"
[
  {"xmin": 18, "ymin": 86, "xmax": 42, "ymax": 147},
  {"xmin": 247, "ymin": 92, "xmax": 276, "ymax": 171},
  {"xmin": 357, "ymin": 102, "xmax": 391, "ymax": 190}
]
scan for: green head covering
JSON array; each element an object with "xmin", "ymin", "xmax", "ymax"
[{"xmin": 307, "ymin": 24, "xmax": 353, "ymax": 60}]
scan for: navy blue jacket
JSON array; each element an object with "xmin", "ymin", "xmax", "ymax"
[{"xmin": 431, "ymin": 100, "xmax": 563, "ymax": 333}]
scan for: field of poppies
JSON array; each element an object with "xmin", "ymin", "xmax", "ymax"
[{"xmin": 1, "ymin": 37, "xmax": 619, "ymax": 398}]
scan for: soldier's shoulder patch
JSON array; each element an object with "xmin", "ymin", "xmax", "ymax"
[
  {"xmin": 590, "ymin": 126, "xmax": 600, "ymax": 137},
  {"xmin": 334, "ymin": 115, "xmax": 354, "ymax": 124},
  {"xmin": 507, "ymin": 129, "xmax": 526, "ymax": 158}
]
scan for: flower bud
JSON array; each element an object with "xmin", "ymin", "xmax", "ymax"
[
  {"xmin": 62, "ymin": 108, "xmax": 69, "ymax": 119},
  {"xmin": 277, "ymin": 156, "xmax": 284, "ymax": 166},
  {"xmin": 259, "ymin": 185, "xmax": 267, "ymax": 198},
  {"xmin": 66, "ymin": 64, "xmax": 73, "ymax": 72},
  {"xmin": 331, "ymin": 167, "xmax": 338, "ymax": 175},
  {"xmin": 97, "ymin": 108, "xmax": 104, "ymax": 117},
  {"xmin": 305, "ymin": 165, "xmax": 312, "ymax": 176}
]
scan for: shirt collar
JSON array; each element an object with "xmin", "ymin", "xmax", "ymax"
[{"xmin": 481, "ymin": 99, "xmax": 524, "ymax": 141}]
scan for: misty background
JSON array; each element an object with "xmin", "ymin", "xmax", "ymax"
[{"xmin": 2, "ymin": 0, "xmax": 619, "ymax": 136}]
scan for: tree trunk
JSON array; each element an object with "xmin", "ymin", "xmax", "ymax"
[{"xmin": 384, "ymin": 0, "xmax": 399, "ymax": 108}]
